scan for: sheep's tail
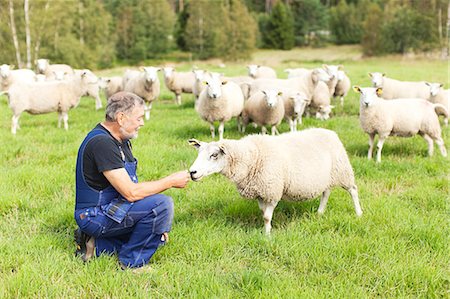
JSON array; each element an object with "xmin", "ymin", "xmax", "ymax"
[{"xmin": 434, "ymin": 103, "xmax": 448, "ymax": 126}]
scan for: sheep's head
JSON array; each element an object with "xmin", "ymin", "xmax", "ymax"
[
  {"xmin": 425, "ymin": 82, "xmax": 443, "ymax": 97},
  {"xmin": 143, "ymin": 67, "xmax": 160, "ymax": 83},
  {"xmin": 193, "ymin": 69, "xmax": 205, "ymax": 81},
  {"xmin": 290, "ymin": 92, "xmax": 309, "ymax": 116},
  {"xmin": 205, "ymin": 73, "xmax": 224, "ymax": 99},
  {"xmin": 353, "ymin": 86, "xmax": 382, "ymax": 107},
  {"xmin": 368, "ymin": 72, "xmax": 385, "ymax": 88},
  {"xmin": 312, "ymin": 68, "xmax": 332, "ymax": 83},
  {"xmin": 188, "ymin": 139, "xmax": 227, "ymax": 181},
  {"xmin": 53, "ymin": 71, "xmax": 67, "ymax": 81},
  {"xmin": 0, "ymin": 64, "xmax": 11, "ymax": 78},
  {"xmin": 262, "ymin": 90, "xmax": 282, "ymax": 108},
  {"xmin": 247, "ymin": 64, "xmax": 259, "ymax": 78},
  {"xmin": 322, "ymin": 64, "xmax": 341, "ymax": 80},
  {"xmin": 163, "ymin": 67, "xmax": 174, "ymax": 79},
  {"xmin": 36, "ymin": 59, "xmax": 49, "ymax": 73},
  {"xmin": 316, "ymin": 105, "xmax": 334, "ymax": 120}
]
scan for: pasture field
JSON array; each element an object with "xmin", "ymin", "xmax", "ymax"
[{"xmin": 0, "ymin": 46, "xmax": 448, "ymax": 298}]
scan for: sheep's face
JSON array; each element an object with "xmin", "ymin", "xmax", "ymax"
[
  {"xmin": 188, "ymin": 139, "xmax": 227, "ymax": 181},
  {"xmin": 36, "ymin": 59, "xmax": 48, "ymax": 73},
  {"xmin": 98, "ymin": 77, "xmax": 108, "ymax": 89},
  {"xmin": 316, "ymin": 105, "xmax": 334, "ymax": 120},
  {"xmin": 193, "ymin": 70, "xmax": 205, "ymax": 81},
  {"xmin": 369, "ymin": 72, "xmax": 384, "ymax": 88},
  {"xmin": 353, "ymin": 86, "xmax": 382, "ymax": 107},
  {"xmin": 426, "ymin": 82, "xmax": 443, "ymax": 97},
  {"xmin": 205, "ymin": 74, "xmax": 223, "ymax": 99},
  {"xmin": 0, "ymin": 64, "xmax": 10, "ymax": 78},
  {"xmin": 163, "ymin": 67, "xmax": 174, "ymax": 78},
  {"xmin": 323, "ymin": 64, "xmax": 340, "ymax": 80},
  {"xmin": 143, "ymin": 67, "xmax": 159, "ymax": 83},
  {"xmin": 337, "ymin": 70, "xmax": 345, "ymax": 81},
  {"xmin": 291, "ymin": 92, "xmax": 309, "ymax": 116},
  {"xmin": 313, "ymin": 68, "xmax": 332, "ymax": 83},
  {"xmin": 247, "ymin": 65, "xmax": 259, "ymax": 77},
  {"xmin": 262, "ymin": 90, "xmax": 281, "ymax": 108},
  {"xmin": 53, "ymin": 71, "xmax": 67, "ymax": 81}
]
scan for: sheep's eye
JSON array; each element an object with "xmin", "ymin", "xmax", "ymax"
[{"xmin": 210, "ymin": 152, "xmax": 218, "ymax": 159}]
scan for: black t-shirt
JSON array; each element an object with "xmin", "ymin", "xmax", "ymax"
[{"xmin": 83, "ymin": 123, "xmax": 135, "ymax": 190}]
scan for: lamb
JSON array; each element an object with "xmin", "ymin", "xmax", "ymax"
[
  {"xmin": 0, "ymin": 64, "xmax": 35, "ymax": 91},
  {"xmin": 425, "ymin": 82, "xmax": 449, "ymax": 125},
  {"xmin": 163, "ymin": 67, "xmax": 196, "ymax": 105},
  {"xmin": 353, "ymin": 86, "xmax": 448, "ymax": 163},
  {"xmin": 247, "ymin": 65, "xmax": 277, "ymax": 79},
  {"xmin": 99, "ymin": 76, "xmax": 123, "ymax": 99},
  {"xmin": 123, "ymin": 66, "xmax": 161, "ymax": 120},
  {"xmin": 35, "ymin": 59, "xmax": 74, "ymax": 79},
  {"xmin": 196, "ymin": 73, "xmax": 244, "ymax": 140},
  {"xmin": 369, "ymin": 72, "xmax": 430, "ymax": 100},
  {"xmin": 242, "ymin": 89, "xmax": 285, "ymax": 135},
  {"xmin": 188, "ymin": 128, "xmax": 363, "ymax": 235},
  {"xmin": 282, "ymin": 90, "xmax": 309, "ymax": 132},
  {"xmin": 6, "ymin": 70, "xmax": 92, "ymax": 134}
]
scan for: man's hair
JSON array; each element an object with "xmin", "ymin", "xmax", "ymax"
[{"xmin": 105, "ymin": 92, "xmax": 144, "ymax": 121}]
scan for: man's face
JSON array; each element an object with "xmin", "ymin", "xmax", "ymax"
[{"xmin": 119, "ymin": 105, "xmax": 145, "ymax": 140}]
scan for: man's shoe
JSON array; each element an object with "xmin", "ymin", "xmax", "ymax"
[{"xmin": 74, "ymin": 228, "xmax": 95, "ymax": 262}]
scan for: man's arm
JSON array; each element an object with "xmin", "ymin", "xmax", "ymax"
[{"xmin": 103, "ymin": 168, "xmax": 190, "ymax": 202}]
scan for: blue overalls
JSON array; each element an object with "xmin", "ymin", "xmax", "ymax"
[{"xmin": 75, "ymin": 128, "xmax": 174, "ymax": 268}]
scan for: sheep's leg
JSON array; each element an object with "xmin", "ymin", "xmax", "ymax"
[
  {"xmin": 175, "ymin": 93, "xmax": 181, "ymax": 105},
  {"xmin": 95, "ymin": 95, "xmax": 102, "ymax": 110},
  {"xmin": 209, "ymin": 123, "xmax": 215, "ymax": 138},
  {"xmin": 62, "ymin": 112, "xmax": 69, "ymax": 130},
  {"xmin": 11, "ymin": 114, "xmax": 20, "ymax": 135},
  {"xmin": 218, "ymin": 121, "xmax": 224, "ymax": 140},
  {"xmin": 288, "ymin": 118, "xmax": 294, "ymax": 132},
  {"xmin": 271, "ymin": 125, "xmax": 279, "ymax": 135},
  {"xmin": 261, "ymin": 126, "xmax": 267, "ymax": 135},
  {"xmin": 340, "ymin": 96, "xmax": 344, "ymax": 107},
  {"xmin": 376, "ymin": 136, "xmax": 386, "ymax": 163},
  {"xmin": 367, "ymin": 133, "xmax": 375, "ymax": 160},
  {"xmin": 422, "ymin": 133, "xmax": 434, "ymax": 156},
  {"xmin": 347, "ymin": 185, "xmax": 363, "ymax": 217},
  {"xmin": 434, "ymin": 137, "xmax": 447, "ymax": 157},
  {"xmin": 318, "ymin": 189, "xmax": 331, "ymax": 215},
  {"xmin": 257, "ymin": 200, "xmax": 278, "ymax": 235},
  {"xmin": 58, "ymin": 113, "xmax": 63, "ymax": 128},
  {"xmin": 296, "ymin": 115, "xmax": 301, "ymax": 126},
  {"xmin": 236, "ymin": 115, "xmax": 242, "ymax": 133},
  {"xmin": 144, "ymin": 102, "xmax": 152, "ymax": 120}
]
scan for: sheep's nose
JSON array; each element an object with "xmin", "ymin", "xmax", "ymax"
[{"xmin": 189, "ymin": 171, "xmax": 197, "ymax": 180}]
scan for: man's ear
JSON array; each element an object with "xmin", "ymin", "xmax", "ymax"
[{"xmin": 188, "ymin": 138, "xmax": 203, "ymax": 150}]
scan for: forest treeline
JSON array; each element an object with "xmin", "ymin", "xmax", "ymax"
[{"xmin": 0, "ymin": 0, "xmax": 448, "ymax": 69}]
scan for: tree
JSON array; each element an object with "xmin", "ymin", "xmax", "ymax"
[
  {"xmin": 329, "ymin": 0, "xmax": 363, "ymax": 44},
  {"xmin": 290, "ymin": 0, "xmax": 329, "ymax": 46},
  {"xmin": 361, "ymin": 2, "xmax": 384, "ymax": 55},
  {"xmin": 261, "ymin": 1, "xmax": 295, "ymax": 50}
]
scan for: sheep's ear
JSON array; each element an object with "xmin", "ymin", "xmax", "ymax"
[
  {"xmin": 376, "ymin": 88, "xmax": 383, "ymax": 96},
  {"xmin": 382, "ymin": 73, "xmax": 386, "ymax": 77},
  {"xmin": 106, "ymin": 79, "xmax": 111, "ymax": 83},
  {"xmin": 221, "ymin": 81, "xmax": 228, "ymax": 85},
  {"xmin": 439, "ymin": 83, "xmax": 444, "ymax": 88},
  {"xmin": 188, "ymin": 139, "xmax": 203, "ymax": 150},
  {"xmin": 368, "ymin": 72, "xmax": 373, "ymax": 78},
  {"xmin": 139, "ymin": 66, "xmax": 144, "ymax": 71},
  {"xmin": 277, "ymin": 91, "xmax": 283, "ymax": 96},
  {"xmin": 219, "ymin": 144, "xmax": 226, "ymax": 155},
  {"xmin": 261, "ymin": 90, "xmax": 267, "ymax": 95},
  {"xmin": 353, "ymin": 86, "xmax": 362, "ymax": 93},
  {"xmin": 338, "ymin": 64, "xmax": 344, "ymax": 70},
  {"xmin": 425, "ymin": 82, "xmax": 430, "ymax": 86},
  {"xmin": 322, "ymin": 64, "xmax": 328, "ymax": 69}
]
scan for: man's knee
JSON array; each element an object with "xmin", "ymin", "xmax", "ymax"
[{"xmin": 151, "ymin": 195, "xmax": 174, "ymax": 234}]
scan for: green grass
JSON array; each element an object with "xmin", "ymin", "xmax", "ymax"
[{"xmin": 0, "ymin": 45, "xmax": 449, "ymax": 298}]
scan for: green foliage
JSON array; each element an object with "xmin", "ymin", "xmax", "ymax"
[
  {"xmin": 174, "ymin": 2, "xmax": 190, "ymax": 51},
  {"xmin": 329, "ymin": 0, "xmax": 364, "ymax": 44},
  {"xmin": 361, "ymin": 2, "xmax": 384, "ymax": 55},
  {"xmin": 290, "ymin": 0, "xmax": 329, "ymax": 46},
  {"xmin": 261, "ymin": 2, "xmax": 295, "ymax": 50}
]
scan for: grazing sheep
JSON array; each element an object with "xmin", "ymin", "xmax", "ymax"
[
  {"xmin": 73, "ymin": 69, "xmax": 102, "ymax": 110},
  {"xmin": 369, "ymin": 72, "xmax": 430, "ymax": 100},
  {"xmin": 247, "ymin": 65, "xmax": 277, "ymax": 79},
  {"xmin": 100, "ymin": 76, "xmax": 123, "ymax": 99},
  {"xmin": 242, "ymin": 89, "xmax": 285, "ymax": 135},
  {"xmin": 123, "ymin": 67, "xmax": 161, "ymax": 120},
  {"xmin": 309, "ymin": 81, "xmax": 334, "ymax": 120},
  {"xmin": 163, "ymin": 67, "xmax": 196, "ymax": 105},
  {"xmin": 354, "ymin": 86, "xmax": 448, "ymax": 162},
  {"xmin": 425, "ymin": 82, "xmax": 449, "ymax": 126},
  {"xmin": 282, "ymin": 90, "xmax": 309, "ymax": 132},
  {"xmin": 196, "ymin": 73, "xmax": 244, "ymax": 140},
  {"xmin": 0, "ymin": 64, "xmax": 35, "ymax": 91},
  {"xmin": 6, "ymin": 70, "xmax": 92, "ymax": 134},
  {"xmin": 188, "ymin": 128, "xmax": 363, "ymax": 235},
  {"xmin": 334, "ymin": 70, "xmax": 351, "ymax": 106},
  {"xmin": 35, "ymin": 59, "xmax": 74, "ymax": 79}
]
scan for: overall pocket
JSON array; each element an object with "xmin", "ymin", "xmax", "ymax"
[{"xmin": 103, "ymin": 197, "xmax": 134, "ymax": 223}]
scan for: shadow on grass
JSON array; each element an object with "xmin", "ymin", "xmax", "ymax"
[{"xmin": 347, "ymin": 139, "xmax": 429, "ymax": 159}]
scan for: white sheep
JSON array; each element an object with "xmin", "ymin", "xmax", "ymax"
[
  {"xmin": 334, "ymin": 70, "xmax": 351, "ymax": 106},
  {"xmin": 99, "ymin": 76, "xmax": 123, "ymax": 100},
  {"xmin": 163, "ymin": 67, "xmax": 196, "ymax": 105},
  {"xmin": 123, "ymin": 67, "xmax": 161, "ymax": 120},
  {"xmin": 196, "ymin": 73, "xmax": 244, "ymax": 140},
  {"xmin": 6, "ymin": 70, "xmax": 92, "ymax": 134},
  {"xmin": 309, "ymin": 81, "xmax": 334, "ymax": 120},
  {"xmin": 425, "ymin": 82, "xmax": 449, "ymax": 125},
  {"xmin": 35, "ymin": 59, "xmax": 74, "ymax": 79},
  {"xmin": 282, "ymin": 90, "xmax": 309, "ymax": 132},
  {"xmin": 0, "ymin": 64, "xmax": 35, "ymax": 91},
  {"xmin": 188, "ymin": 128, "xmax": 363, "ymax": 235},
  {"xmin": 192, "ymin": 69, "xmax": 207, "ymax": 103},
  {"xmin": 354, "ymin": 86, "xmax": 448, "ymax": 162},
  {"xmin": 369, "ymin": 72, "xmax": 430, "ymax": 100},
  {"xmin": 247, "ymin": 65, "xmax": 277, "ymax": 79},
  {"xmin": 242, "ymin": 89, "xmax": 285, "ymax": 135}
]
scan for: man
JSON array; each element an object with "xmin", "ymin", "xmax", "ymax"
[{"xmin": 74, "ymin": 91, "xmax": 190, "ymax": 270}]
